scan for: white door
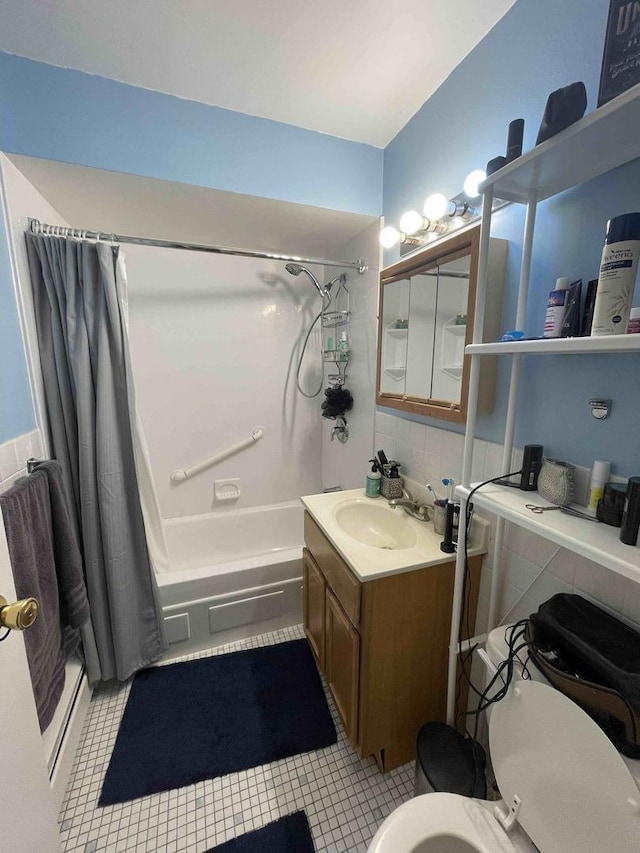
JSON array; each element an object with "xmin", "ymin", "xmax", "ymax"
[{"xmin": 0, "ymin": 523, "xmax": 61, "ymax": 852}]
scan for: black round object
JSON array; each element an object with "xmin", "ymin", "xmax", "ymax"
[
  {"xmin": 416, "ymin": 722, "xmax": 486, "ymax": 798},
  {"xmin": 597, "ymin": 499, "xmax": 624, "ymax": 527},
  {"xmin": 320, "ymin": 386, "xmax": 353, "ymax": 419},
  {"xmin": 620, "ymin": 476, "xmax": 640, "ymax": 546}
]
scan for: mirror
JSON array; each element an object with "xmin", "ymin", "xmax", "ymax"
[{"xmin": 376, "ymin": 226, "xmax": 483, "ymax": 424}]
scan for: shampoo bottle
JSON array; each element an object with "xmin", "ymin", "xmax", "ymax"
[
  {"xmin": 592, "ymin": 212, "xmax": 640, "ymax": 335},
  {"xmin": 366, "ymin": 459, "xmax": 381, "ymax": 498}
]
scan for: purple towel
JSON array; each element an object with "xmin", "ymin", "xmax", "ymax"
[
  {"xmin": 33, "ymin": 460, "xmax": 89, "ymax": 633},
  {"xmin": 0, "ymin": 473, "xmax": 66, "ymax": 732}
]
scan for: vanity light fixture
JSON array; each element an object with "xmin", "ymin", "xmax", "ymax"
[
  {"xmin": 423, "ymin": 195, "xmax": 476, "ymax": 223},
  {"xmin": 381, "ymin": 168, "xmax": 505, "ymax": 253},
  {"xmin": 399, "ymin": 210, "xmax": 427, "ymax": 236},
  {"xmin": 423, "ymin": 193, "xmax": 450, "ymax": 221},
  {"xmin": 463, "ymin": 169, "xmax": 486, "ymax": 199},
  {"xmin": 379, "ymin": 226, "xmax": 422, "ymax": 249},
  {"xmin": 399, "ymin": 211, "xmax": 448, "ymax": 237}
]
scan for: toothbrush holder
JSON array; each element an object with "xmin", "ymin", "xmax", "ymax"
[{"xmin": 380, "ymin": 475, "xmax": 404, "ymax": 499}]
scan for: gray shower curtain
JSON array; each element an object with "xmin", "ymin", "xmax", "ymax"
[{"xmin": 25, "ymin": 234, "xmax": 167, "ymax": 682}]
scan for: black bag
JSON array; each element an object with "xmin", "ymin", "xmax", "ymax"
[{"xmin": 526, "ymin": 593, "xmax": 640, "ymax": 758}]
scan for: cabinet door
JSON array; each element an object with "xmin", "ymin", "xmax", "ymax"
[
  {"xmin": 325, "ymin": 588, "xmax": 360, "ymax": 744},
  {"xmin": 303, "ymin": 548, "xmax": 325, "ymax": 668}
]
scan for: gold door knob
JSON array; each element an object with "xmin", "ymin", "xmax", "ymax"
[{"xmin": 0, "ymin": 594, "xmax": 40, "ymax": 631}]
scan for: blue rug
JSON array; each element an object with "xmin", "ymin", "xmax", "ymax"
[
  {"xmin": 99, "ymin": 639, "xmax": 336, "ymax": 805},
  {"xmin": 205, "ymin": 812, "xmax": 315, "ymax": 852}
]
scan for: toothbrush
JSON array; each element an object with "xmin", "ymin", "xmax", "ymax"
[
  {"xmin": 426, "ymin": 483, "xmax": 444, "ymax": 503},
  {"xmin": 442, "ymin": 477, "xmax": 455, "ymax": 503}
]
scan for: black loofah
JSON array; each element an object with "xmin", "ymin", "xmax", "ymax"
[{"xmin": 321, "ymin": 387, "xmax": 354, "ymax": 419}]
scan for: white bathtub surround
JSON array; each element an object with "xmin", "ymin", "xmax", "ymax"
[
  {"xmin": 58, "ymin": 625, "xmax": 414, "ymax": 853},
  {"xmin": 125, "ymin": 248, "xmax": 325, "ymax": 519},
  {"xmin": 157, "ymin": 501, "xmax": 304, "ymax": 657},
  {"xmin": 321, "ymin": 222, "xmax": 379, "ymax": 492},
  {"xmin": 375, "ymin": 409, "xmax": 640, "ymax": 636}
]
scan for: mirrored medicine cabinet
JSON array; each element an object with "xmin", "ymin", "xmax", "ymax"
[{"xmin": 376, "ymin": 226, "xmax": 507, "ymax": 424}]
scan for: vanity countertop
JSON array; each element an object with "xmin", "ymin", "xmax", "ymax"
[{"xmin": 301, "ymin": 488, "xmax": 488, "ymax": 583}]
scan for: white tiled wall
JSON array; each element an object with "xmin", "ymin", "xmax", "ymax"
[
  {"xmin": 374, "ymin": 410, "xmax": 640, "ymax": 634},
  {"xmin": 0, "ymin": 429, "xmax": 44, "ymax": 493}
]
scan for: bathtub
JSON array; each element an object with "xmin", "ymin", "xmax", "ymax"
[{"xmin": 156, "ymin": 500, "xmax": 304, "ymax": 655}]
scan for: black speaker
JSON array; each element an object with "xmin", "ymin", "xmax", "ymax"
[
  {"xmin": 520, "ymin": 444, "xmax": 543, "ymax": 491},
  {"xmin": 620, "ymin": 477, "xmax": 640, "ymax": 546}
]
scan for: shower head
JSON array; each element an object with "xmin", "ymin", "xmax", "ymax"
[{"xmin": 284, "ymin": 263, "xmax": 326, "ymax": 297}]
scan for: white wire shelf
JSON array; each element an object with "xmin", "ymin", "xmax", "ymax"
[
  {"xmin": 465, "ymin": 334, "xmax": 640, "ymax": 356},
  {"xmin": 457, "ymin": 483, "xmax": 640, "ymax": 583},
  {"xmin": 480, "ymin": 82, "xmax": 640, "ymax": 204}
]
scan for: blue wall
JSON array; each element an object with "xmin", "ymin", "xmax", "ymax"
[
  {"xmin": 0, "ymin": 194, "xmax": 35, "ymax": 442},
  {"xmin": 0, "ymin": 53, "xmax": 383, "ymax": 217},
  {"xmin": 383, "ymin": 0, "xmax": 640, "ymax": 476},
  {"xmin": 0, "ymin": 51, "xmax": 384, "ymax": 443}
]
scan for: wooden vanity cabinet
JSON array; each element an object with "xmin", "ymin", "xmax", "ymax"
[
  {"xmin": 303, "ymin": 548, "xmax": 326, "ymax": 668},
  {"xmin": 303, "ymin": 511, "xmax": 482, "ymax": 772},
  {"xmin": 325, "ymin": 587, "xmax": 360, "ymax": 743}
]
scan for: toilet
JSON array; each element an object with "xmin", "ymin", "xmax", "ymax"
[{"xmin": 368, "ymin": 627, "xmax": 640, "ymax": 853}]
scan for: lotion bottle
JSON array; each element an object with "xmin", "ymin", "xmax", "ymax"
[{"xmin": 592, "ymin": 213, "xmax": 640, "ymax": 335}]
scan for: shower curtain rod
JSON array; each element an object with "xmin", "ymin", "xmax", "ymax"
[{"xmin": 27, "ymin": 218, "xmax": 367, "ymax": 274}]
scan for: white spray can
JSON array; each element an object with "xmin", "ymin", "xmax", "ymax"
[{"xmin": 592, "ymin": 213, "xmax": 640, "ymax": 336}]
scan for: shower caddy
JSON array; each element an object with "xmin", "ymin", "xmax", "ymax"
[
  {"xmin": 322, "ymin": 278, "xmax": 351, "ymax": 443},
  {"xmin": 321, "ymin": 280, "xmax": 351, "ymax": 388},
  {"xmin": 446, "ymin": 83, "xmax": 640, "ymax": 724}
]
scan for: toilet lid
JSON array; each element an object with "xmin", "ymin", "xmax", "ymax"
[{"xmin": 490, "ymin": 680, "xmax": 640, "ymax": 853}]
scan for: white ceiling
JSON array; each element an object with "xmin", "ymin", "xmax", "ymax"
[{"xmin": 0, "ymin": 0, "xmax": 516, "ymax": 147}]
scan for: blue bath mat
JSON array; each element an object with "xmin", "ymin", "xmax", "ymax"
[
  {"xmin": 99, "ymin": 639, "xmax": 336, "ymax": 805},
  {"xmin": 205, "ymin": 811, "xmax": 315, "ymax": 852}
]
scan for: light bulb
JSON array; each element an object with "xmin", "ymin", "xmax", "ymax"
[
  {"xmin": 399, "ymin": 210, "xmax": 425, "ymax": 236},
  {"xmin": 379, "ymin": 226, "xmax": 401, "ymax": 249},
  {"xmin": 450, "ymin": 216, "xmax": 465, "ymax": 230},
  {"xmin": 423, "ymin": 193, "xmax": 450, "ymax": 221},
  {"xmin": 463, "ymin": 170, "xmax": 486, "ymax": 199}
]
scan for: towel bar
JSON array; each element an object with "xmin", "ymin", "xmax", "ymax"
[{"xmin": 170, "ymin": 427, "xmax": 265, "ymax": 483}]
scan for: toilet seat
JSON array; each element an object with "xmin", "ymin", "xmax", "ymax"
[
  {"xmin": 369, "ymin": 651, "xmax": 640, "ymax": 853},
  {"xmin": 368, "ymin": 793, "xmax": 527, "ymax": 853},
  {"xmin": 490, "ymin": 679, "xmax": 640, "ymax": 852}
]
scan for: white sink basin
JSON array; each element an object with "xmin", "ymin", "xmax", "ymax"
[
  {"xmin": 302, "ymin": 488, "xmax": 489, "ymax": 581},
  {"xmin": 334, "ymin": 499, "xmax": 418, "ymax": 550}
]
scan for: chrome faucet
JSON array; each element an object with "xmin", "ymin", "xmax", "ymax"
[
  {"xmin": 330, "ymin": 415, "xmax": 349, "ymax": 444},
  {"xmin": 388, "ymin": 488, "xmax": 430, "ymax": 522}
]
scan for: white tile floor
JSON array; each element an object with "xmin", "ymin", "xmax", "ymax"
[{"xmin": 58, "ymin": 625, "xmax": 414, "ymax": 853}]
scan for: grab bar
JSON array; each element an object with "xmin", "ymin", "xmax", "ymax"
[{"xmin": 170, "ymin": 426, "xmax": 264, "ymax": 483}]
